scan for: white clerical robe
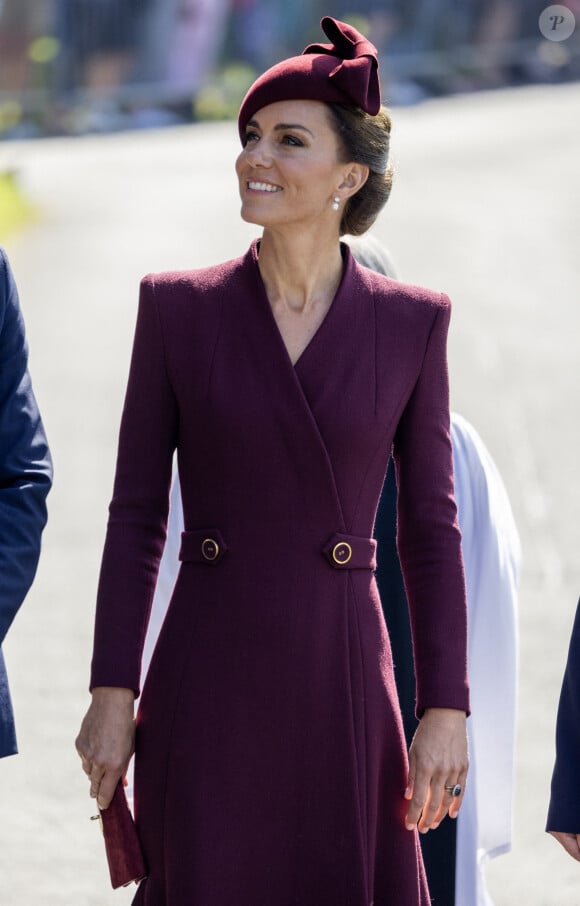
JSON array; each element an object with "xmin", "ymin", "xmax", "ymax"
[{"xmin": 452, "ymin": 414, "xmax": 520, "ymax": 906}]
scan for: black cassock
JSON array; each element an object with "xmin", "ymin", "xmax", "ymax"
[{"xmin": 375, "ymin": 458, "xmax": 457, "ymax": 906}]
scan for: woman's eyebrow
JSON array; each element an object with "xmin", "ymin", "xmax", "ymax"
[
  {"xmin": 246, "ymin": 118, "xmax": 314, "ymax": 138},
  {"xmin": 274, "ymin": 123, "xmax": 314, "ymax": 137}
]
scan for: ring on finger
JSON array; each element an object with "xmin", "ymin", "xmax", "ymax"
[{"xmin": 444, "ymin": 783, "xmax": 462, "ymax": 797}]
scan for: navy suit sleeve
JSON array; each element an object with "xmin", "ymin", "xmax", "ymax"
[
  {"xmin": 0, "ymin": 248, "xmax": 52, "ymax": 645},
  {"xmin": 547, "ymin": 598, "xmax": 580, "ymax": 833}
]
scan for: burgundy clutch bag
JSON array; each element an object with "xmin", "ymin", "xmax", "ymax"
[{"xmin": 96, "ymin": 781, "xmax": 147, "ymax": 889}]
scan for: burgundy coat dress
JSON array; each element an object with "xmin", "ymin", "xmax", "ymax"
[{"xmin": 90, "ymin": 240, "xmax": 469, "ymax": 905}]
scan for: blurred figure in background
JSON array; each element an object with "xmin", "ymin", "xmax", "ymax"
[
  {"xmin": 54, "ymin": 0, "xmax": 231, "ymax": 128},
  {"xmin": 0, "ymin": 0, "xmax": 49, "ymax": 96},
  {"xmin": 57, "ymin": 0, "xmax": 151, "ymax": 95},
  {"xmin": 55, "ymin": 0, "xmax": 152, "ymax": 129},
  {"xmin": 0, "ymin": 248, "xmax": 52, "ymax": 758},
  {"xmin": 225, "ymin": 0, "xmax": 339, "ymax": 71},
  {"xmin": 472, "ymin": 0, "xmax": 524, "ymax": 88},
  {"xmin": 135, "ymin": 0, "xmax": 230, "ymax": 119},
  {"xmin": 226, "ymin": 0, "xmax": 285, "ymax": 71},
  {"xmin": 165, "ymin": 0, "xmax": 229, "ymax": 100}
]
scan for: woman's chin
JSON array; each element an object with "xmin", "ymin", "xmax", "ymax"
[{"xmin": 239, "ymin": 206, "xmax": 264, "ymax": 227}]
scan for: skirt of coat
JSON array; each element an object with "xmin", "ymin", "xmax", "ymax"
[{"xmin": 132, "ymin": 537, "xmax": 430, "ymax": 904}]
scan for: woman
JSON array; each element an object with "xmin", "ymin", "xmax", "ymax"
[{"xmin": 76, "ymin": 17, "xmax": 469, "ymax": 904}]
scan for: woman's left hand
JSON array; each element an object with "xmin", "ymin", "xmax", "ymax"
[{"xmin": 404, "ymin": 707, "xmax": 468, "ymax": 833}]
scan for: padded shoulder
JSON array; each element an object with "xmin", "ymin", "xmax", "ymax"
[{"xmin": 356, "ymin": 262, "xmax": 451, "ymax": 315}]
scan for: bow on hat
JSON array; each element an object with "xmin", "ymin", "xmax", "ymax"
[
  {"xmin": 303, "ymin": 16, "xmax": 381, "ymax": 115},
  {"xmin": 237, "ymin": 16, "xmax": 381, "ymax": 142}
]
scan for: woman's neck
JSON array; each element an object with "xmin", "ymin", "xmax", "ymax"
[{"xmin": 257, "ymin": 230, "xmax": 344, "ymax": 315}]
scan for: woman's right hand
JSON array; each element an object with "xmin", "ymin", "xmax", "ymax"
[{"xmin": 75, "ymin": 686, "xmax": 135, "ymax": 810}]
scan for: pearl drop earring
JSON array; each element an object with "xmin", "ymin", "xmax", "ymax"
[{"xmin": 332, "ymin": 196, "xmax": 340, "ymax": 212}]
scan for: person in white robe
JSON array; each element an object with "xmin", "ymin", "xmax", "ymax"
[{"xmin": 451, "ymin": 412, "xmax": 520, "ymax": 906}]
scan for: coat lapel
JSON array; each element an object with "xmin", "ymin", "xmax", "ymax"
[{"xmin": 235, "ymin": 241, "xmax": 349, "ymax": 531}]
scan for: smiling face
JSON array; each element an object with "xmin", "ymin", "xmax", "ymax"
[{"xmin": 235, "ymin": 99, "xmax": 358, "ymax": 234}]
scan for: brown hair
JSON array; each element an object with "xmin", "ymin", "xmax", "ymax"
[{"xmin": 326, "ymin": 103, "xmax": 394, "ymax": 237}]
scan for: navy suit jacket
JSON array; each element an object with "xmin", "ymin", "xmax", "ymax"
[
  {"xmin": 547, "ymin": 598, "xmax": 580, "ymax": 832},
  {"xmin": 0, "ymin": 248, "xmax": 52, "ymax": 757}
]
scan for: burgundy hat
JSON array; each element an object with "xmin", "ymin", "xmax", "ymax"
[{"xmin": 238, "ymin": 16, "xmax": 381, "ymax": 142}]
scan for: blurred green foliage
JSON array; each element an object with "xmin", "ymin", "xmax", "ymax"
[
  {"xmin": 194, "ymin": 63, "xmax": 257, "ymax": 122},
  {"xmin": 0, "ymin": 171, "xmax": 35, "ymax": 240}
]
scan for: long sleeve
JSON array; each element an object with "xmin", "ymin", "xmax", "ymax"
[
  {"xmin": 90, "ymin": 276, "xmax": 178, "ymax": 695},
  {"xmin": 0, "ymin": 248, "xmax": 52, "ymax": 645},
  {"xmin": 392, "ymin": 296, "xmax": 469, "ymax": 717}
]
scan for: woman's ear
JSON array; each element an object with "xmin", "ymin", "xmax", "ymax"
[{"xmin": 338, "ymin": 163, "xmax": 369, "ymax": 198}]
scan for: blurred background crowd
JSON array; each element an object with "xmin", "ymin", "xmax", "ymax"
[{"xmin": 0, "ymin": 1, "xmax": 579, "ymax": 138}]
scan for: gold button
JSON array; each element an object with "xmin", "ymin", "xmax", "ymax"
[
  {"xmin": 332, "ymin": 542, "xmax": 352, "ymax": 565},
  {"xmin": 201, "ymin": 538, "xmax": 219, "ymax": 561}
]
